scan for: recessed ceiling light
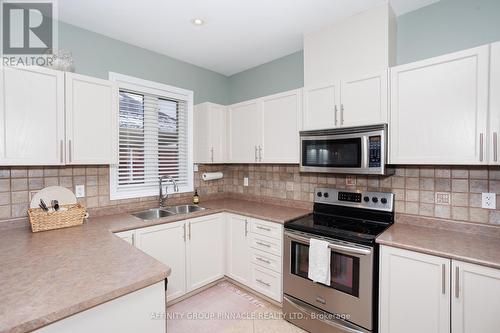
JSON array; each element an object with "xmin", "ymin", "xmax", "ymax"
[{"xmin": 191, "ymin": 18, "xmax": 205, "ymax": 26}]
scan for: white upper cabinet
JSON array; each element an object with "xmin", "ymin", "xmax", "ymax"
[
  {"xmin": 228, "ymin": 99, "xmax": 262, "ymax": 163},
  {"xmin": 379, "ymin": 245, "xmax": 450, "ymax": 333},
  {"xmin": 340, "ymin": 71, "xmax": 388, "ymax": 127},
  {"xmin": 0, "ymin": 66, "xmax": 65, "ymax": 165},
  {"xmin": 260, "ymin": 89, "xmax": 301, "ymax": 163},
  {"xmin": 186, "ymin": 214, "xmax": 225, "ymax": 292},
  {"xmin": 193, "ymin": 102, "xmax": 227, "ymax": 163},
  {"xmin": 489, "ymin": 42, "xmax": 500, "ymax": 165},
  {"xmin": 303, "ymin": 4, "xmax": 395, "ymax": 130},
  {"xmin": 452, "ymin": 260, "xmax": 500, "ymax": 333},
  {"xmin": 65, "ymin": 73, "xmax": 118, "ymax": 165},
  {"xmin": 302, "ymin": 84, "xmax": 338, "ymax": 130},
  {"xmin": 390, "ymin": 45, "xmax": 490, "ymax": 165}
]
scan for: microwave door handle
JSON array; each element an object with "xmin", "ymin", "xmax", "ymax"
[
  {"xmin": 285, "ymin": 232, "xmax": 372, "ymax": 256},
  {"xmin": 362, "ymin": 136, "xmax": 369, "ymax": 169}
]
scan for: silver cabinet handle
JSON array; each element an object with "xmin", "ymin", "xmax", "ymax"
[
  {"xmin": 494, "ymin": 132, "xmax": 498, "ymax": 162},
  {"xmin": 256, "ymin": 241, "xmax": 271, "ymax": 248},
  {"xmin": 131, "ymin": 233, "xmax": 135, "ymax": 247},
  {"xmin": 334, "ymin": 105, "xmax": 338, "ymax": 126},
  {"xmin": 254, "ymin": 146, "xmax": 258, "ymax": 162},
  {"xmin": 340, "ymin": 104, "xmax": 344, "ymax": 125},
  {"xmin": 455, "ymin": 266, "xmax": 460, "ymax": 298},
  {"xmin": 69, "ymin": 139, "xmax": 72, "ymax": 163},
  {"xmin": 256, "ymin": 278, "xmax": 271, "ymax": 287},
  {"xmin": 188, "ymin": 222, "xmax": 191, "ymax": 240},
  {"xmin": 258, "ymin": 145, "xmax": 262, "ymax": 162},
  {"xmin": 442, "ymin": 264, "xmax": 446, "ymax": 295},
  {"xmin": 480, "ymin": 133, "xmax": 484, "ymax": 162},
  {"xmin": 60, "ymin": 140, "xmax": 64, "ymax": 163},
  {"xmin": 210, "ymin": 147, "xmax": 214, "ymax": 163},
  {"xmin": 183, "ymin": 224, "xmax": 186, "ymax": 242},
  {"xmin": 256, "ymin": 257, "xmax": 271, "ymax": 264},
  {"xmin": 244, "ymin": 220, "xmax": 248, "ymax": 237},
  {"xmin": 257, "ymin": 225, "xmax": 271, "ymax": 232}
]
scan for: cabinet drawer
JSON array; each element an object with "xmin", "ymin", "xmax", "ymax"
[
  {"xmin": 250, "ymin": 233, "xmax": 282, "ymax": 257},
  {"xmin": 250, "ymin": 219, "xmax": 282, "ymax": 240},
  {"xmin": 251, "ymin": 264, "xmax": 282, "ymax": 302},
  {"xmin": 250, "ymin": 248, "xmax": 282, "ymax": 274}
]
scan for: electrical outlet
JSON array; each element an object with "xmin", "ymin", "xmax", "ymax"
[
  {"xmin": 435, "ymin": 192, "xmax": 451, "ymax": 205},
  {"xmin": 193, "ymin": 164, "xmax": 199, "ymax": 172},
  {"xmin": 482, "ymin": 193, "xmax": 496, "ymax": 209},
  {"xmin": 75, "ymin": 185, "xmax": 85, "ymax": 198},
  {"xmin": 243, "ymin": 177, "xmax": 249, "ymax": 187}
]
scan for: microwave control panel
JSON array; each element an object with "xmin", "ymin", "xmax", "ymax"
[{"xmin": 368, "ymin": 136, "xmax": 381, "ymax": 168}]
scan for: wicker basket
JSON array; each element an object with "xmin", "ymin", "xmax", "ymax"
[{"xmin": 28, "ymin": 204, "xmax": 87, "ymax": 233}]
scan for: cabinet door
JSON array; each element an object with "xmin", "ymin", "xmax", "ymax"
[
  {"xmin": 226, "ymin": 214, "xmax": 251, "ymax": 286},
  {"xmin": 228, "ymin": 100, "xmax": 261, "ymax": 163},
  {"xmin": 186, "ymin": 214, "xmax": 225, "ymax": 291},
  {"xmin": 390, "ymin": 45, "xmax": 489, "ymax": 164},
  {"xmin": 209, "ymin": 104, "xmax": 227, "ymax": 163},
  {"xmin": 490, "ymin": 42, "xmax": 500, "ymax": 165},
  {"xmin": 193, "ymin": 103, "xmax": 211, "ymax": 163},
  {"xmin": 340, "ymin": 71, "xmax": 388, "ymax": 127},
  {"xmin": 66, "ymin": 73, "xmax": 118, "ymax": 165},
  {"xmin": 115, "ymin": 230, "xmax": 136, "ymax": 246},
  {"xmin": 302, "ymin": 83, "xmax": 339, "ymax": 130},
  {"xmin": 379, "ymin": 246, "xmax": 450, "ymax": 333},
  {"xmin": 136, "ymin": 221, "xmax": 186, "ymax": 302},
  {"xmin": 0, "ymin": 66, "xmax": 64, "ymax": 165},
  {"xmin": 260, "ymin": 89, "xmax": 301, "ymax": 163},
  {"xmin": 452, "ymin": 260, "xmax": 500, "ymax": 333}
]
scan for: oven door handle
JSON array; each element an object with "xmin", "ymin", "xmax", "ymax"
[
  {"xmin": 283, "ymin": 296, "xmax": 371, "ymax": 333},
  {"xmin": 285, "ymin": 231, "xmax": 372, "ymax": 256}
]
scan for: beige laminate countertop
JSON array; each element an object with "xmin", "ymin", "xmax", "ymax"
[
  {"xmin": 0, "ymin": 198, "xmax": 311, "ymax": 333},
  {"xmin": 377, "ymin": 222, "xmax": 500, "ymax": 270}
]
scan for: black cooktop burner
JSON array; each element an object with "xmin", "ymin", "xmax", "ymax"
[{"xmin": 285, "ymin": 203, "xmax": 394, "ymax": 245}]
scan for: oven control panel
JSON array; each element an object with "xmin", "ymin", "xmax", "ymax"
[{"xmin": 315, "ymin": 188, "xmax": 394, "ymax": 212}]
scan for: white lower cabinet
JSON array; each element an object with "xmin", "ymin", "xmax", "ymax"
[
  {"xmin": 116, "ymin": 213, "xmax": 283, "ymax": 303},
  {"xmin": 186, "ymin": 214, "xmax": 226, "ymax": 291},
  {"xmin": 35, "ymin": 281, "xmax": 166, "ymax": 333},
  {"xmin": 379, "ymin": 245, "xmax": 450, "ymax": 333},
  {"xmin": 135, "ymin": 221, "xmax": 187, "ymax": 302},
  {"xmin": 226, "ymin": 214, "xmax": 252, "ymax": 286},
  {"xmin": 452, "ymin": 260, "xmax": 500, "ymax": 333},
  {"xmin": 380, "ymin": 245, "xmax": 500, "ymax": 333}
]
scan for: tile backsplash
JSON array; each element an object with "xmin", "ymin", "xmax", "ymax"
[
  {"xmin": 2, "ymin": 163, "xmax": 500, "ymax": 226},
  {"xmin": 222, "ymin": 164, "xmax": 500, "ymax": 225},
  {"xmin": 0, "ymin": 165, "xmax": 224, "ymax": 220}
]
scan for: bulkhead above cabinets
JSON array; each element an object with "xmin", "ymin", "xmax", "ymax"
[{"xmin": 0, "ymin": 66, "xmax": 119, "ymax": 166}]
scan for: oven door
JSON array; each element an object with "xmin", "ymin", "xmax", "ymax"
[{"xmin": 283, "ymin": 230, "xmax": 374, "ymax": 331}]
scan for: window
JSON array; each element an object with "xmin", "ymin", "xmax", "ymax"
[{"xmin": 109, "ymin": 73, "xmax": 193, "ymax": 200}]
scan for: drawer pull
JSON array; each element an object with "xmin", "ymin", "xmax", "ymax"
[
  {"xmin": 257, "ymin": 225, "xmax": 272, "ymax": 232},
  {"xmin": 256, "ymin": 257, "xmax": 271, "ymax": 264},
  {"xmin": 256, "ymin": 241, "xmax": 271, "ymax": 248},
  {"xmin": 256, "ymin": 278, "xmax": 271, "ymax": 287}
]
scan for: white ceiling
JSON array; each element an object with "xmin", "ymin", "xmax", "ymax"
[{"xmin": 59, "ymin": 0, "xmax": 439, "ymax": 76}]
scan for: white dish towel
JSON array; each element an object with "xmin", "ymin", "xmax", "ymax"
[{"xmin": 308, "ymin": 238, "xmax": 331, "ymax": 286}]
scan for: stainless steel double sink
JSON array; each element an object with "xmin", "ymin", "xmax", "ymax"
[{"xmin": 132, "ymin": 205, "xmax": 205, "ymax": 220}]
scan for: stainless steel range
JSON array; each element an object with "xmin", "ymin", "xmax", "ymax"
[{"xmin": 283, "ymin": 187, "xmax": 394, "ymax": 333}]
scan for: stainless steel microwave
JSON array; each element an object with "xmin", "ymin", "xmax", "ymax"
[{"xmin": 299, "ymin": 124, "xmax": 394, "ymax": 175}]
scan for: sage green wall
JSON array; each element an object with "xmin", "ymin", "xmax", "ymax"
[
  {"xmin": 227, "ymin": 51, "xmax": 304, "ymax": 104},
  {"xmin": 58, "ymin": 22, "xmax": 228, "ymax": 105},
  {"xmin": 397, "ymin": 0, "xmax": 500, "ymax": 64}
]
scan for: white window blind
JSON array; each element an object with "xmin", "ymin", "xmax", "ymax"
[{"xmin": 109, "ymin": 73, "xmax": 193, "ymax": 200}]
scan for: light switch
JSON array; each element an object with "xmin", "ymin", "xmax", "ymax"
[{"xmin": 75, "ymin": 185, "xmax": 85, "ymax": 198}]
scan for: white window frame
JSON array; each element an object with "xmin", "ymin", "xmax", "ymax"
[{"xmin": 109, "ymin": 72, "xmax": 194, "ymax": 200}]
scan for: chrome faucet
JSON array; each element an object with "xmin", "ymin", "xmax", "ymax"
[{"xmin": 159, "ymin": 175, "xmax": 179, "ymax": 207}]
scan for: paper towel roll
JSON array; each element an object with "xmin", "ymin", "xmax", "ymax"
[{"xmin": 202, "ymin": 172, "xmax": 223, "ymax": 181}]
